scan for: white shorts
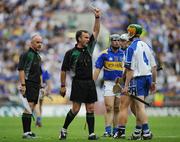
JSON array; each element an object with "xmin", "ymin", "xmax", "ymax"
[{"xmin": 103, "ymin": 81, "xmax": 120, "ymax": 97}]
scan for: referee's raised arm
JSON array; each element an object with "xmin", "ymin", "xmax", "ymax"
[{"xmin": 92, "ymin": 8, "xmax": 101, "ymax": 39}]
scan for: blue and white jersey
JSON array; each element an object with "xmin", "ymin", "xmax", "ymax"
[
  {"xmin": 125, "ymin": 38, "xmax": 156, "ymax": 77},
  {"xmin": 95, "ymin": 47, "xmax": 125, "ymax": 80}
]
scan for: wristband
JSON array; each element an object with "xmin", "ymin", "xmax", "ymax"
[
  {"xmin": 95, "ymin": 16, "xmax": 100, "ymax": 19},
  {"xmin": 61, "ymin": 84, "xmax": 65, "ymax": 87},
  {"xmin": 21, "ymin": 84, "xmax": 26, "ymax": 86}
]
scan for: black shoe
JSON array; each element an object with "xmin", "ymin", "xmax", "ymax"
[
  {"xmin": 22, "ymin": 134, "xmax": 32, "ymax": 139},
  {"xmin": 22, "ymin": 132, "xmax": 36, "ymax": 139},
  {"xmin": 29, "ymin": 132, "xmax": 36, "ymax": 137},
  {"xmin": 59, "ymin": 129, "xmax": 67, "ymax": 140},
  {"xmin": 102, "ymin": 132, "xmax": 112, "ymax": 137},
  {"xmin": 88, "ymin": 133, "xmax": 99, "ymax": 140},
  {"xmin": 128, "ymin": 133, "xmax": 141, "ymax": 140},
  {"xmin": 113, "ymin": 129, "xmax": 125, "ymax": 139},
  {"xmin": 142, "ymin": 132, "xmax": 153, "ymax": 140}
]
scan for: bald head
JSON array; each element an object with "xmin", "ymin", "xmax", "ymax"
[{"xmin": 30, "ymin": 34, "xmax": 43, "ymax": 51}]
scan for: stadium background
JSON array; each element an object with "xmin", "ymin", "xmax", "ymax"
[{"xmin": 0, "ymin": 0, "xmax": 179, "ymax": 117}]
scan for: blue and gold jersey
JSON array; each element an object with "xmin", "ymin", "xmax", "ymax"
[{"xmin": 95, "ymin": 47, "xmax": 125, "ymax": 80}]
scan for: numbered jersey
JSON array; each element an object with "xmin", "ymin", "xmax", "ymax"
[{"xmin": 125, "ymin": 38, "xmax": 156, "ymax": 77}]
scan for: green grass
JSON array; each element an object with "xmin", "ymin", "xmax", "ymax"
[{"xmin": 0, "ymin": 116, "xmax": 180, "ymax": 142}]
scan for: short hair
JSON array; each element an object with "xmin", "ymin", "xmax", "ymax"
[
  {"xmin": 75, "ymin": 30, "xmax": 89, "ymax": 42},
  {"xmin": 31, "ymin": 33, "xmax": 41, "ymax": 40}
]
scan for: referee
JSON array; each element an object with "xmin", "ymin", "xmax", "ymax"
[
  {"xmin": 59, "ymin": 8, "xmax": 101, "ymax": 140},
  {"xmin": 18, "ymin": 34, "xmax": 43, "ymax": 139}
]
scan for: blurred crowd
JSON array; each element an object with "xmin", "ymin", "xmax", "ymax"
[{"xmin": 0, "ymin": 0, "xmax": 179, "ymax": 104}]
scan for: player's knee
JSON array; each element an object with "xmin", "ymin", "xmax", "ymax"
[
  {"xmin": 86, "ymin": 105, "xmax": 95, "ymax": 113},
  {"xmin": 87, "ymin": 108, "xmax": 94, "ymax": 113},
  {"xmin": 106, "ymin": 105, "xmax": 113, "ymax": 113},
  {"xmin": 72, "ymin": 108, "xmax": 80, "ymax": 114}
]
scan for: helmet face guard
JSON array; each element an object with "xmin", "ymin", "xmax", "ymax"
[
  {"xmin": 109, "ymin": 34, "xmax": 120, "ymax": 50},
  {"xmin": 127, "ymin": 24, "xmax": 142, "ymax": 38},
  {"xmin": 110, "ymin": 34, "xmax": 120, "ymax": 41}
]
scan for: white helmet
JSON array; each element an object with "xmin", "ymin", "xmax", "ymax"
[
  {"xmin": 110, "ymin": 34, "xmax": 120, "ymax": 41},
  {"xmin": 119, "ymin": 33, "xmax": 129, "ymax": 41}
]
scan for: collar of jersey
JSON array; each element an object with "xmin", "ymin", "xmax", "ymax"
[
  {"xmin": 29, "ymin": 48, "xmax": 38, "ymax": 54},
  {"xmin": 109, "ymin": 47, "xmax": 123, "ymax": 53},
  {"xmin": 129, "ymin": 38, "xmax": 141, "ymax": 46},
  {"xmin": 132, "ymin": 38, "xmax": 141, "ymax": 43},
  {"xmin": 75, "ymin": 44, "xmax": 87, "ymax": 51}
]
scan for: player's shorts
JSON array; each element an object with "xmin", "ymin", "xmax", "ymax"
[
  {"xmin": 70, "ymin": 79, "xmax": 97, "ymax": 103},
  {"xmin": 103, "ymin": 80, "xmax": 119, "ymax": 97},
  {"xmin": 25, "ymin": 81, "xmax": 40, "ymax": 104},
  {"xmin": 129, "ymin": 75, "xmax": 152, "ymax": 97}
]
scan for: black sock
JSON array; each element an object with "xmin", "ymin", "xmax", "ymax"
[
  {"xmin": 22, "ymin": 113, "xmax": 32, "ymax": 133},
  {"xmin": 86, "ymin": 113, "xmax": 95, "ymax": 135},
  {"xmin": 63, "ymin": 109, "xmax": 77, "ymax": 129}
]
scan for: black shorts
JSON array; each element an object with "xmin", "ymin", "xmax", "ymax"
[
  {"xmin": 70, "ymin": 79, "xmax": 97, "ymax": 103},
  {"xmin": 25, "ymin": 81, "xmax": 40, "ymax": 104}
]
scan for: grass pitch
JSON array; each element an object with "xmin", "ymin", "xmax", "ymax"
[{"xmin": 0, "ymin": 115, "xmax": 180, "ymax": 142}]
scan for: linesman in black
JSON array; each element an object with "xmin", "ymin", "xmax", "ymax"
[
  {"xmin": 59, "ymin": 8, "xmax": 101, "ymax": 140},
  {"xmin": 18, "ymin": 34, "xmax": 43, "ymax": 139}
]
